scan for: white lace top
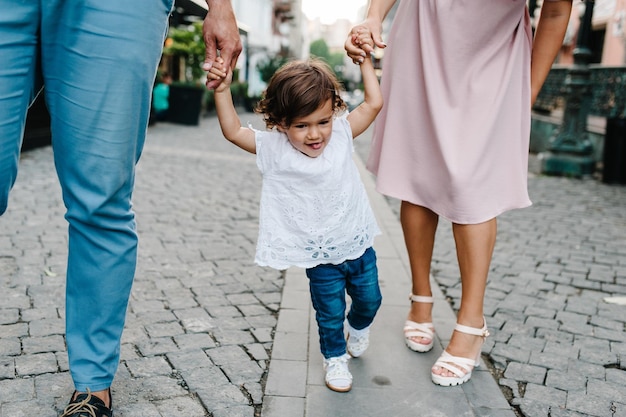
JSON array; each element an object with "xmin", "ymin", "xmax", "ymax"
[{"xmin": 253, "ymin": 115, "xmax": 380, "ymax": 270}]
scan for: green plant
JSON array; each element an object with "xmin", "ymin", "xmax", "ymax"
[
  {"xmin": 256, "ymin": 55, "xmax": 289, "ymax": 83},
  {"xmin": 204, "ymin": 88, "xmax": 215, "ymax": 112},
  {"xmin": 164, "ymin": 22, "xmax": 205, "ymax": 82}
]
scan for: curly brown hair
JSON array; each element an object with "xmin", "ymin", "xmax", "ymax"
[{"xmin": 255, "ymin": 58, "xmax": 346, "ymax": 129}]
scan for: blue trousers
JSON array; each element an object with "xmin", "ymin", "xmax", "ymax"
[
  {"xmin": 306, "ymin": 247, "xmax": 382, "ymax": 359},
  {"xmin": 0, "ymin": 0, "xmax": 173, "ymax": 392}
]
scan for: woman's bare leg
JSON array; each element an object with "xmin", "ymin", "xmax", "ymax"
[
  {"xmin": 400, "ymin": 201, "xmax": 438, "ymax": 346},
  {"xmin": 432, "ymin": 218, "xmax": 497, "ymax": 377}
]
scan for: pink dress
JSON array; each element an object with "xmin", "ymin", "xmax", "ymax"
[{"xmin": 368, "ymin": 0, "xmax": 535, "ymax": 224}]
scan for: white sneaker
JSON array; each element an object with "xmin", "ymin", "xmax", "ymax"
[
  {"xmin": 323, "ymin": 354, "xmax": 352, "ymax": 392},
  {"xmin": 346, "ymin": 322, "xmax": 370, "ymax": 358}
]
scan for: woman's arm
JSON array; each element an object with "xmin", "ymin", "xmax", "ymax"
[
  {"xmin": 531, "ymin": 0, "xmax": 573, "ymax": 105},
  {"xmin": 345, "ymin": 0, "xmax": 397, "ymax": 62}
]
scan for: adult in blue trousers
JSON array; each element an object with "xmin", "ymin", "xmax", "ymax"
[{"xmin": 0, "ymin": 1, "xmax": 241, "ymax": 415}]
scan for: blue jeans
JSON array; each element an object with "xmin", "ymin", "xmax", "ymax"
[
  {"xmin": 306, "ymin": 247, "xmax": 382, "ymax": 359},
  {"xmin": 0, "ymin": 0, "xmax": 172, "ymax": 392}
]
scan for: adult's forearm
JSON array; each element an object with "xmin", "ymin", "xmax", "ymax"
[
  {"xmin": 364, "ymin": 0, "xmax": 397, "ymax": 22},
  {"xmin": 530, "ymin": 0, "xmax": 573, "ymax": 103},
  {"xmin": 206, "ymin": 0, "xmax": 233, "ymax": 8}
]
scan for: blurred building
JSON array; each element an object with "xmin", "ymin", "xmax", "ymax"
[{"xmin": 170, "ymin": 0, "xmax": 304, "ymax": 96}]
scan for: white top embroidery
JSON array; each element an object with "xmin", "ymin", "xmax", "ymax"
[{"xmin": 253, "ymin": 115, "xmax": 380, "ymax": 270}]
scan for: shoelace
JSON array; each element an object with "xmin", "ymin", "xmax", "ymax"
[
  {"xmin": 60, "ymin": 390, "xmax": 98, "ymax": 417},
  {"xmin": 325, "ymin": 356, "xmax": 351, "ymax": 378},
  {"xmin": 348, "ymin": 330, "xmax": 369, "ymax": 351},
  {"xmin": 349, "ymin": 332, "xmax": 368, "ymax": 345}
]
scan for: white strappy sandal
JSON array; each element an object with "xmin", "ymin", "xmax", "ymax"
[
  {"xmin": 431, "ymin": 319, "xmax": 490, "ymax": 386},
  {"xmin": 403, "ymin": 294, "xmax": 435, "ymax": 353}
]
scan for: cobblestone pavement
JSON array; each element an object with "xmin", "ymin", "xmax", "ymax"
[
  {"xmin": 1, "ymin": 113, "xmax": 625, "ymax": 417},
  {"xmin": 0, "ymin": 115, "xmax": 278, "ymax": 417},
  {"xmin": 354, "ymin": 139, "xmax": 626, "ymax": 417}
]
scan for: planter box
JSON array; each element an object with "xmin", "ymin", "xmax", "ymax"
[{"xmin": 167, "ymin": 84, "xmax": 204, "ymax": 126}]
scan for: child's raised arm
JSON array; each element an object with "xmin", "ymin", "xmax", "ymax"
[
  {"xmin": 346, "ymin": 27, "xmax": 383, "ymax": 139},
  {"xmin": 208, "ymin": 58, "xmax": 256, "ymax": 154}
]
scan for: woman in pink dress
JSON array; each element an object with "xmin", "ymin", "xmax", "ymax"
[{"xmin": 346, "ymin": 0, "xmax": 573, "ymax": 386}]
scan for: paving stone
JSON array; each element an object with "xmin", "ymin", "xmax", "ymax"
[
  {"xmin": 239, "ymin": 304, "xmax": 271, "ymax": 317},
  {"xmin": 33, "ymin": 372, "xmax": 72, "ymax": 402},
  {"xmin": 179, "ymin": 365, "xmax": 231, "ymax": 391},
  {"xmin": 129, "ymin": 299, "xmax": 167, "ymax": 314},
  {"xmin": 55, "ymin": 352, "xmax": 69, "ymax": 372},
  {"xmin": 114, "ymin": 402, "xmax": 162, "ymax": 417},
  {"xmin": 15, "ymin": 352, "xmax": 58, "ymax": 376},
  {"xmin": 612, "ymin": 401, "xmax": 626, "ymax": 417},
  {"xmin": 525, "ymin": 316, "xmax": 560, "ymax": 332},
  {"xmin": 605, "ymin": 368, "xmax": 626, "ymax": 385},
  {"xmin": 589, "ymin": 315, "xmax": 624, "ymax": 331},
  {"xmin": 491, "ymin": 343, "xmax": 531, "ymax": 363},
  {"xmin": 173, "ymin": 332, "xmax": 216, "ymax": 350},
  {"xmin": 145, "ymin": 321, "xmax": 186, "ymax": 338},
  {"xmin": 594, "ymin": 327, "xmax": 626, "ymax": 343},
  {"xmin": 242, "ymin": 381, "xmax": 264, "ymax": 405},
  {"xmin": 245, "ymin": 343, "xmax": 269, "ymax": 361},
  {"xmin": 523, "ymin": 305, "xmax": 558, "ymax": 319},
  {"xmin": 0, "ymin": 400, "xmax": 57, "ymax": 417},
  {"xmin": 503, "ymin": 362, "xmax": 547, "ymax": 384},
  {"xmin": 0, "ymin": 309, "xmax": 19, "ymax": 325},
  {"xmin": 195, "ymin": 385, "xmax": 250, "ymax": 413},
  {"xmin": 523, "ymin": 383, "xmax": 567, "ymax": 407},
  {"xmin": 137, "ymin": 374, "xmax": 190, "ymax": 400},
  {"xmin": 21, "ymin": 335, "xmax": 65, "ymax": 354},
  {"xmin": 0, "ymin": 291, "xmax": 31, "ymax": 310},
  {"xmin": 212, "ymin": 329, "xmax": 255, "ymax": 346},
  {"xmin": 226, "ymin": 293, "xmax": 259, "ymax": 305},
  {"xmin": 0, "ymin": 378, "xmax": 34, "ymax": 402},
  {"xmin": 154, "ymin": 395, "xmax": 208, "ymax": 416},
  {"xmin": 0, "ymin": 358, "xmax": 15, "ymax": 379},
  {"xmin": 560, "ymin": 321, "xmax": 595, "ymax": 337},
  {"xmin": 20, "ymin": 307, "xmax": 60, "ymax": 322},
  {"xmin": 536, "ymin": 328, "xmax": 576, "ymax": 344},
  {"xmin": 261, "ymin": 396, "xmax": 305, "ymax": 417},
  {"xmin": 566, "ymin": 392, "xmax": 616, "ymax": 417},
  {"xmin": 566, "ymin": 359, "xmax": 606, "ymax": 379},
  {"xmin": 125, "ymin": 356, "xmax": 173, "ymax": 378},
  {"xmin": 219, "ymin": 360, "xmax": 264, "ymax": 385},
  {"xmin": 250, "ymin": 327, "xmax": 273, "ymax": 343},
  {"xmin": 530, "ymin": 350, "xmax": 570, "ymax": 369},
  {"xmin": 518, "ymin": 398, "xmax": 560, "ymax": 417},
  {"xmin": 0, "ymin": 323, "xmax": 28, "ymax": 338},
  {"xmin": 545, "ymin": 369, "xmax": 587, "ymax": 391},
  {"xmin": 586, "ymin": 379, "xmax": 626, "ymax": 405},
  {"xmin": 167, "ymin": 349, "xmax": 212, "ymax": 371},
  {"xmin": 137, "ymin": 337, "xmax": 179, "ymax": 356},
  {"xmin": 212, "ymin": 405, "xmax": 256, "ymax": 417},
  {"xmin": 28, "ymin": 318, "xmax": 65, "ymax": 337},
  {"xmin": 173, "ymin": 307, "xmax": 217, "ymax": 333},
  {"xmin": 0, "ymin": 338, "xmax": 21, "ymax": 356},
  {"xmin": 207, "ymin": 346, "xmax": 250, "ymax": 366},
  {"xmin": 245, "ymin": 315, "xmax": 277, "ymax": 329},
  {"xmin": 508, "ymin": 334, "xmax": 547, "ymax": 351}
]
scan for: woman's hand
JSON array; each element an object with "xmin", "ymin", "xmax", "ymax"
[{"xmin": 345, "ymin": 18, "xmax": 386, "ymax": 64}]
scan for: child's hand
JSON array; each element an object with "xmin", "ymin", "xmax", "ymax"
[{"xmin": 206, "ymin": 57, "xmax": 232, "ymax": 92}]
